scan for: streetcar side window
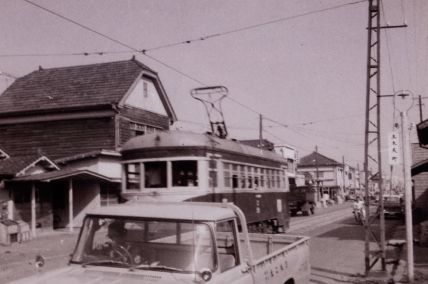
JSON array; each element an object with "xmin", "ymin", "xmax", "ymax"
[
  {"xmin": 224, "ymin": 162, "xmax": 231, "ymax": 188},
  {"xmin": 209, "ymin": 160, "xmax": 218, "ymax": 188},
  {"xmin": 240, "ymin": 165, "xmax": 246, "ymax": 188},
  {"xmin": 260, "ymin": 169, "xmax": 265, "ymax": 187},
  {"xmin": 125, "ymin": 163, "xmax": 140, "ymax": 190},
  {"xmin": 145, "ymin": 161, "xmax": 167, "ymax": 188},
  {"xmin": 172, "ymin": 161, "xmax": 198, "ymax": 187}
]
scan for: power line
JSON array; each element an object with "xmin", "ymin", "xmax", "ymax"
[
  {"xmin": 142, "ymin": 0, "xmax": 368, "ymax": 53},
  {"xmin": 0, "ymin": 50, "xmax": 132, "ymax": 58},
  {"xmin": 10, "ymin": 0, "xmax": 367, "ymax": 59},
  {"xmin": 20, "ymin": 0, "xmax": 367, "ymax": 149},
  {"xmin": 22, "ymin": 0, "xmax": 205, "ymax": 85}
]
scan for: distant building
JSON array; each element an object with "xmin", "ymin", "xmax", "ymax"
[
  {"xmin": 0, "ymin": 59, "xmax": 177, "ymax": 235},
  {"xmin": 297, "ymin": 151, "xmax": 357, "ymax": 202}
]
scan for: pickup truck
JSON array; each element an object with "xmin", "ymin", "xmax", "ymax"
[{"xmin": 9, "ymin": 201, "xmax": 310, "ymax": 284}]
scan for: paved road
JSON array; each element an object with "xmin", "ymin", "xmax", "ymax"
[
  {"xmin": 2, "ymin": 202, "xmax": 427, "ymax": 283},
  {"xmin": 289, "ymin": 202, "xmax": 428, "ymax": 284}
]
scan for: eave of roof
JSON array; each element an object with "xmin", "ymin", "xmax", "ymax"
[
  {"xmin": 10, "ymin": 169, "xmax": 118, "ymax": 183},
  {"xmin": 54, "ymin": 149, "xmax": 120, "ymax": 165},
  {"xmin": 0, "ymin": 155, "xmax": 57, "ymax": 176}
]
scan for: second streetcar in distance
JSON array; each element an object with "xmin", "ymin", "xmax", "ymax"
[{"xmin": 121, "ymin": 130, "xmax": 291, "ymax": 233}]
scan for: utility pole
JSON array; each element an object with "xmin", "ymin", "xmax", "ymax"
[
  {"xmin": 363, "ymin": 0, "xmax": 407, "ymax": 274},
  {"xmin": 363, "ymin": 0, "xmax": 385, "ymax": 272},
  {"xmin": 259, "ymin": 114, "xmax": 263, "ymax": 147},
  {"xmin": 418, "ymin": 95, "xmax": 423, "ymax": 122},
  {"xmin": 342, "ymin": 155, "xmax": 346, "ymax": 199},
  {"xmin": 315, "ymin": 146, "xmax": 320, "ymax": 204},
  {"xmin": 400, "ymin": 111, "xmax": 414, "ymax": 283}
]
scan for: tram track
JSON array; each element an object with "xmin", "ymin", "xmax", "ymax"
[{"xmin": 288, "ymin": 203, "xmax": 353, "ymax": 233}]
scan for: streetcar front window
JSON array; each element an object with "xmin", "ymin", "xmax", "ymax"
[
  {"xmin": 125, "ymin": 163, "xmax": 140, "ymax": 190},
  {"xmin": 172, "ymin": 160, "xmax": 198, "ymax": 187},
  {"xmin": 145, "ymin": 161, "xmax": 167, "ymax": 188}
]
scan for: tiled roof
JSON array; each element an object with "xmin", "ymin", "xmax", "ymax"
[
  {"xmin": 0, "ymin": 155, "xmax": 43, "ymax": 176},
  {"xmin": 298, "ymin": 151, "xmax": 340, "ymax": 167},
  {"xmin": 0, "ymin": 60, "xmax": 153, "ymax": 115}
]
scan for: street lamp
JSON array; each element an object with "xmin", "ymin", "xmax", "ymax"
[{"xmin": 394, "ymin": 90, "xmax": 415, "ymax": 283}]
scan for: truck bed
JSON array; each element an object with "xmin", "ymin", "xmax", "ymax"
[{"xmin": 240, "ymin": 233, "xmax": 309, "ymax": 260}]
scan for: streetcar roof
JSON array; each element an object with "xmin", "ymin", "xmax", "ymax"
[
  {"xmin": 121, "ymin": 130, "xmax": 287, "ymax": 163},
  {"xmin": 87, "ymin": 201, "xmax": 236, "ymax": 221}
]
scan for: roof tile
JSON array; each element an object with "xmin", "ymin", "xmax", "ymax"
[{"xmin": 0, "ymin": 60, "xmax": 151, "ymax": 114}]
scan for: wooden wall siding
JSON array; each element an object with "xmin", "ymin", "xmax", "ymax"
[
  {"xmin": 412, "ymin": 143, "xmax": 428, "ymax": 166},
  {"xmin": 0, "ymin": 118, "xmax": 115, "ymax": 160},
  {"xmin": 413, "ymin": 172, "xmax": 428, "ymax": 211},
  {"xmin": 118, "ymin": 107, "xmax": 170, "ymax": 146}
]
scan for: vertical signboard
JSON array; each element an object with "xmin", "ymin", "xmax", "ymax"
[{"xmin": 388, "ymin": 131, "xmax": 400, "ymax": 165}]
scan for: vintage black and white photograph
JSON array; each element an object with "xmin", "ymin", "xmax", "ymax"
[{"xmin": 0, "ymin": 0, "xmax": 428, "ymax": 283}]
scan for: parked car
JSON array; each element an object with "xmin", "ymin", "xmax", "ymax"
[{"xmin": 378, "ymin": 194, "xmax": 404, "ymax": 218}]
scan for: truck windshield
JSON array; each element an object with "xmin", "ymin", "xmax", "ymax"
[{"xmin": 71, "ymin": 216, "xmax": 216, "ymax": 272}]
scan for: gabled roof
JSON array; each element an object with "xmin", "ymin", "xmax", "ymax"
[
  {"xmin": 0, "ymin": 155, "xmax": 58, "ymax": 176},
  {"xmin": 298, "ymin": 151, "xmax": 341, "ymax": 167},
  {"xmin": 0, "ymin": 59, "xmax": 176, "ymax": 121}
]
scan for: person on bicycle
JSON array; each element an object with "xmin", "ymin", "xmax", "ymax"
[{"xmin": 353, "ymin": 196, "xmax": 366, "ymax": 222}]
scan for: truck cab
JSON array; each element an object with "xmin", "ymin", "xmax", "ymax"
[{"xmin": 9, "ymin": 201, "xmax": 310, "ymax": 284}]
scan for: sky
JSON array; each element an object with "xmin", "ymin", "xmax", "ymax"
[{"xmin": 0, "ymin": 0, "xmax": 427, "ymax": 174}]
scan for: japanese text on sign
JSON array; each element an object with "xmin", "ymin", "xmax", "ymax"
[{"xmin": 388, "ymin": 131, "xmax": 400, "ymax": 165}]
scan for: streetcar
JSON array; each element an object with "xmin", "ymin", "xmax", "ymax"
[{"xmin": 120, "ymin": 130, "xmax": 291, "ymax": 233}]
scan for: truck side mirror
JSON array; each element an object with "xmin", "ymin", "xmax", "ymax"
[
  {"xmin": 197, "ymin": 268, "xmax": 212, "ymax": 282},
  {"xmin": 241, "ymin": 262, "xmax": 251, "ymax": 273},
  {"xmin": 35, "ymin": 254, "xmax": 45, "ymax": 269}
]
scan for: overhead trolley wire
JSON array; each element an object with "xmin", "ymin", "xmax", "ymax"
[
  {"xmin": 12, "ymin": 0, "xmax": 367, "ymax": 59},
  {"xmin": 19, "ymin": 0, "xmax": 367, "ymax": 153},
  {"xmin": 142, "ymin": 0, "xmax": 368, "ymax": 53}
]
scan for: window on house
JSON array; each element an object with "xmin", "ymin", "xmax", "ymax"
[
  {"xmin": 129, "ymin": 122, "xmax": 159, "ymax": 136},
  {"xmin": 143, "ymin": 81, "xmax": 149, "ymax": 98},
  {"xmin": 100, "ymin": 184, "xmax": 120, "ymax": 206},
  {"xmin": 172, "ymin": 160, "xmax": 198, "ymax": 187}
]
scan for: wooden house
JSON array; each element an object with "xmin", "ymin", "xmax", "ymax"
[{"xmin": 0, "ymin": 59, "xmax": 177, "ymax": 235}]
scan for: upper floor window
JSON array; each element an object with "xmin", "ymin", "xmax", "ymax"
[
  {"xmin": 143, "ymin": 81, "xmax": 149, "ymax": 98},
  {"xmin": 129, "ymin": 122, "xmax": 159, "ymax": 136}
]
